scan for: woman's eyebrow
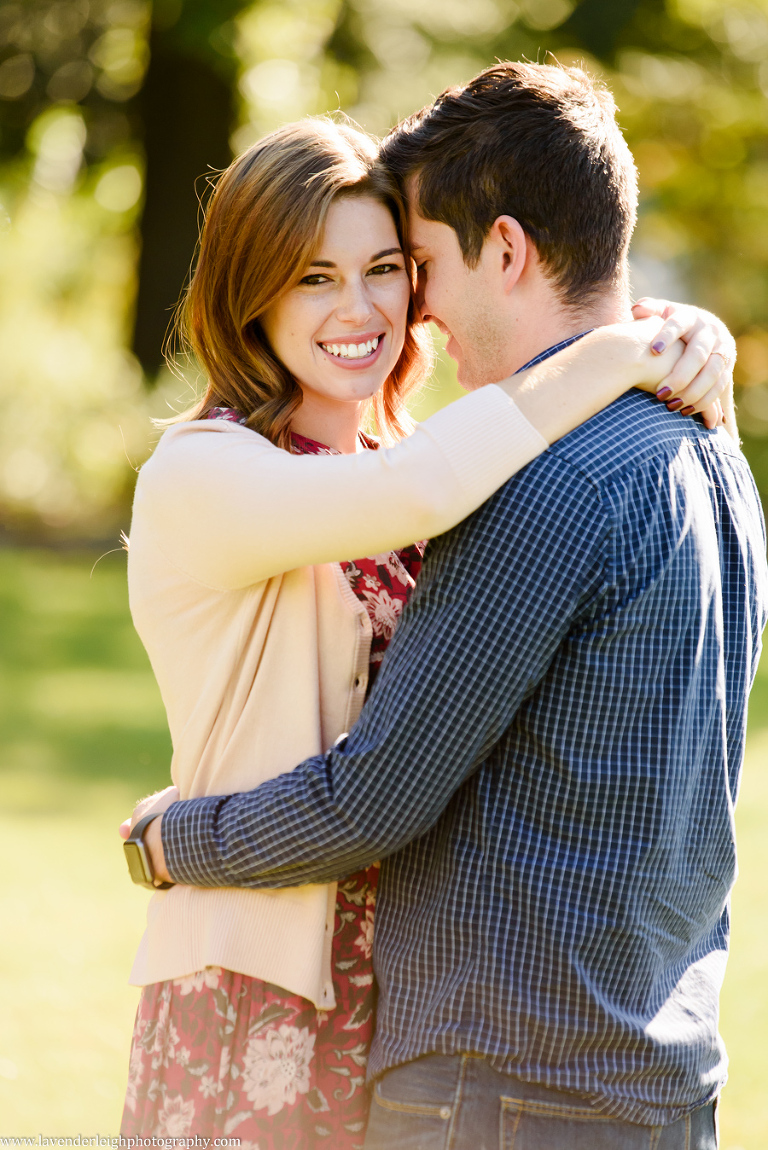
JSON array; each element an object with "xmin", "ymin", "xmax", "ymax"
[{"xmin": 308, "ymin": 247, "xmax": 403, "ymax": 269}]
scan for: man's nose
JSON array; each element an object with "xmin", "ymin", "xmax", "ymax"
[{"xmin": 414, "ymin": 269, "xmax": 431, "ymax": 323}]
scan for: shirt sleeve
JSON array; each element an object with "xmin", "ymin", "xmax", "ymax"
[
  {"xmin": 136, "ymin": 384, "xmax": 548, "ymax": 590},
  {"xmin": 161, "ymin": 452, "xmax": 611, "ymax": 887}
]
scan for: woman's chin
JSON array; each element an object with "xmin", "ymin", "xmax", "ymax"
[
  {"xmin": 298, "ymin": 374, "xmax": 386, "ymax": 407},
  {"xmin": 303, "ymin": 357, "xmax": 399, "ymax": 403}
]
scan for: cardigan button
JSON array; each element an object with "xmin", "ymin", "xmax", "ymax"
[{"xmin": 439, "ymin": 1107, "xmax": 451, "ymax": 1120}]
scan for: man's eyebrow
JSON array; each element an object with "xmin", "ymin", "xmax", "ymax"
[{"xmin": 308, "ymin": 247, "xmax": 403, "ymax": 268}]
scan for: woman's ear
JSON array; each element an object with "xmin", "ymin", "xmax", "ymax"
[{"xmin": 489, "ymin": 215, "xmax": 528, "ymax": 294}]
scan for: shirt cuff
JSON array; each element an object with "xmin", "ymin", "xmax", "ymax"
[{"xmin": 161, "ymin": 795, "xmax": 228, "ymax": 886}]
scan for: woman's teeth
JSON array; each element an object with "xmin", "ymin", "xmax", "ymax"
[{"xmin": 321, "ymin": 336, "xmax": 380, "ymax": 359}]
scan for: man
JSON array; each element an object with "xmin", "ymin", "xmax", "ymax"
[{"xmin": 136, "ymin": 63, "xmax": 767, "ymax": 1147}]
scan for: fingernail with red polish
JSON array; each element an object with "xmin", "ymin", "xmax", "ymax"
[
  {"xmin": 652, "ymin": 340, "xmax": 666, "ymax": 354},
  {"xmin": 666, "ymin": 398, "xmax": 684, "ymax": 411},
  {"xmin": 656, "ymin": 386, "xmax": 673, "ymax": 400},
  {"xmin": 680, "ymin": 405, "xmax": 695, "ymax": 416}
]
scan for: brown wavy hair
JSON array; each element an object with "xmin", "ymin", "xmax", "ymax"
[{"xmin": 173, "ymin": 118, "xmax": 433, "ymax": 449}]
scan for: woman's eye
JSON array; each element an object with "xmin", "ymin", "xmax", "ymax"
[
  {"xmin": 367, "ymin": 262, "xmax": 402, "ymax": 276},
  {"xmin": 300, "ymin": 274, "xmax": 331, "ymax": 286}
]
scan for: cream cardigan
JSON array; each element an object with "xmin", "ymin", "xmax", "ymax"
[{"xmin": 127, "ymin": 383, "xmax": 548, "ymax": 1007}]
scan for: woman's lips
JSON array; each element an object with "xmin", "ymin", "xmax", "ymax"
[{"xmin": 317, "ymin": 334, "xmax": 386, "ymax": 370}]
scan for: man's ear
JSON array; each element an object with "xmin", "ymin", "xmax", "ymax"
[{"xmin": 487, "ymin": 215, "xmax": 528, "ymax": 294}]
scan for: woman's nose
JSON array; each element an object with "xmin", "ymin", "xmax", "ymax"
[{"xmin": 336, "ymin": 277, "xmax": 375, "ymax": 325}]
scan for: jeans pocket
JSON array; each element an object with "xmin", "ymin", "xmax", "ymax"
[
  {"xmin": 500, "ymin": 1094, "xmax": 653, "ymax": 1150},
  {"xmin": 364, "ymin": 1079, "xmax": 453, "ymax": 1150},
  {"xmin": 363, "ymin": 1060, "xmax": 460, "ymax": 1150}
]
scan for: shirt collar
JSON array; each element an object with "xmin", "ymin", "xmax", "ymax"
[{"xmin": 515, "ymin": 330, "xmax": 593, "ymax": 375}]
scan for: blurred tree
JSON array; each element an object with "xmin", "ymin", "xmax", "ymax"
[
  {"xmin": 561, "ymin": 0, "xmax": 645, "ymax": 60},
  {"xmin": 133, "ymin": 0, "xmax": 247, "ymax": 374},
  {"xmin": 0, "ymin": 0, "xmax": 145, "ymax": 172},
  {"xmin": 2, "ymin": 0, "xmax": 768, "ymax": 533},
  {"xmin": 0, "ymin": 0, "xmax": 248, "ymax": 373}
]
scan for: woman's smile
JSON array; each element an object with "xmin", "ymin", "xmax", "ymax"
[{"xmin": 317, "ymin": 331, "xmax": 385, "ymax": 369}]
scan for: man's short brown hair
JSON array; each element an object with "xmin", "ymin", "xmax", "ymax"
[{"xmin": 379, "ymin": 61, "xmax": 638, "ymax": 307}]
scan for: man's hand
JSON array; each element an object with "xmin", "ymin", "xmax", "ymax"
[
  {"xmin": 119, "ymin": 784, "xmax": 180, "ymax": 840},
  {"xmin": 119, "ymin": 785, "xmax": 177, "ymax": 886}
]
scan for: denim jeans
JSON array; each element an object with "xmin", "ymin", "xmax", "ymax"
[{"xmin": 364, "ymin": 1054, "xmax": 718, "ymax": 1150}]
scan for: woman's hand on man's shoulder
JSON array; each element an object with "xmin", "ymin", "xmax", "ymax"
[{"xmin": 631, "ymin": 297, "xmax": 736, "ymax": 432}]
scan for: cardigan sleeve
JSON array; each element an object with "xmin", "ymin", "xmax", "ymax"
[{"xmin": 134, "ymin": 383, "xmax": 548, "ymax": 590}]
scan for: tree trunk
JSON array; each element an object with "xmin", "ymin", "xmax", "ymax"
[{"xmin": 132, "ymin": 29, "xmax": 234, "ymax": 376}]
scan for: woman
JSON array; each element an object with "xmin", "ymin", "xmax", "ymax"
[{"xmin": 121, "ymin": 117, "xmax": 732, "ymax": 1141}]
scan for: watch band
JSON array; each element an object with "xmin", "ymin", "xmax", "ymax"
[{"xmin": 123, "ymin": 813, "xmax": 175, "ymax": 891}]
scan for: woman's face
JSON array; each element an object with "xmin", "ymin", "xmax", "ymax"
[{"xmin": 261, "ymin": 195, "xmax": 410, "ymax": 410}]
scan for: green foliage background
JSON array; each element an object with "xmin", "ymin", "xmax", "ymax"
[
  {"xmin": 1, "ymin": 0, "xmax": 767, "ymax": 1140},
  {"xmin": 2, "ymin": 0, "xmax": 768, "ymax": 535}
]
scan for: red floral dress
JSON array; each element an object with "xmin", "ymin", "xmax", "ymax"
[{"xmin": 121, "ymin": 415, "xmax": 424, "ymax": 1146}]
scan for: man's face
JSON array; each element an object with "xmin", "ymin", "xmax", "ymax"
[{"xmin": 407, "ymin": 189, "xmax": 512, "ymax": 390}]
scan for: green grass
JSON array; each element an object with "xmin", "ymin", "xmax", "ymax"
[
  {"xmin": 0, "ymin": 548, "xmax": 171, "ymax": 1130},
  {"xmin": 0, "ymin": 548, "xmax": 765, "ymax": 1142}
]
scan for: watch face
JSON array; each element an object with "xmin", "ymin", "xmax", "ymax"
[{"xmin": 124, "ymin": 840, "xmax": 153, "ymax": 887}]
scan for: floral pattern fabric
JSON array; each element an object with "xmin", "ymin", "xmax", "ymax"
[
  {"xmin": 288, "ymin": 431, "xmax": 424, "ymax": 686},
  {"xmin": 122, "ymin": 868, "xmax": 379, "ymax": 1147},
  {"xmin": 122, "ymin": 414, "xmax": 423, "ymax": 1147}
]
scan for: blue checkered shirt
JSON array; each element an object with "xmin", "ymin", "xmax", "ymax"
[{"xmin": 163, "ymin": 348, "xmax": 768, "ymax": 1125}]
